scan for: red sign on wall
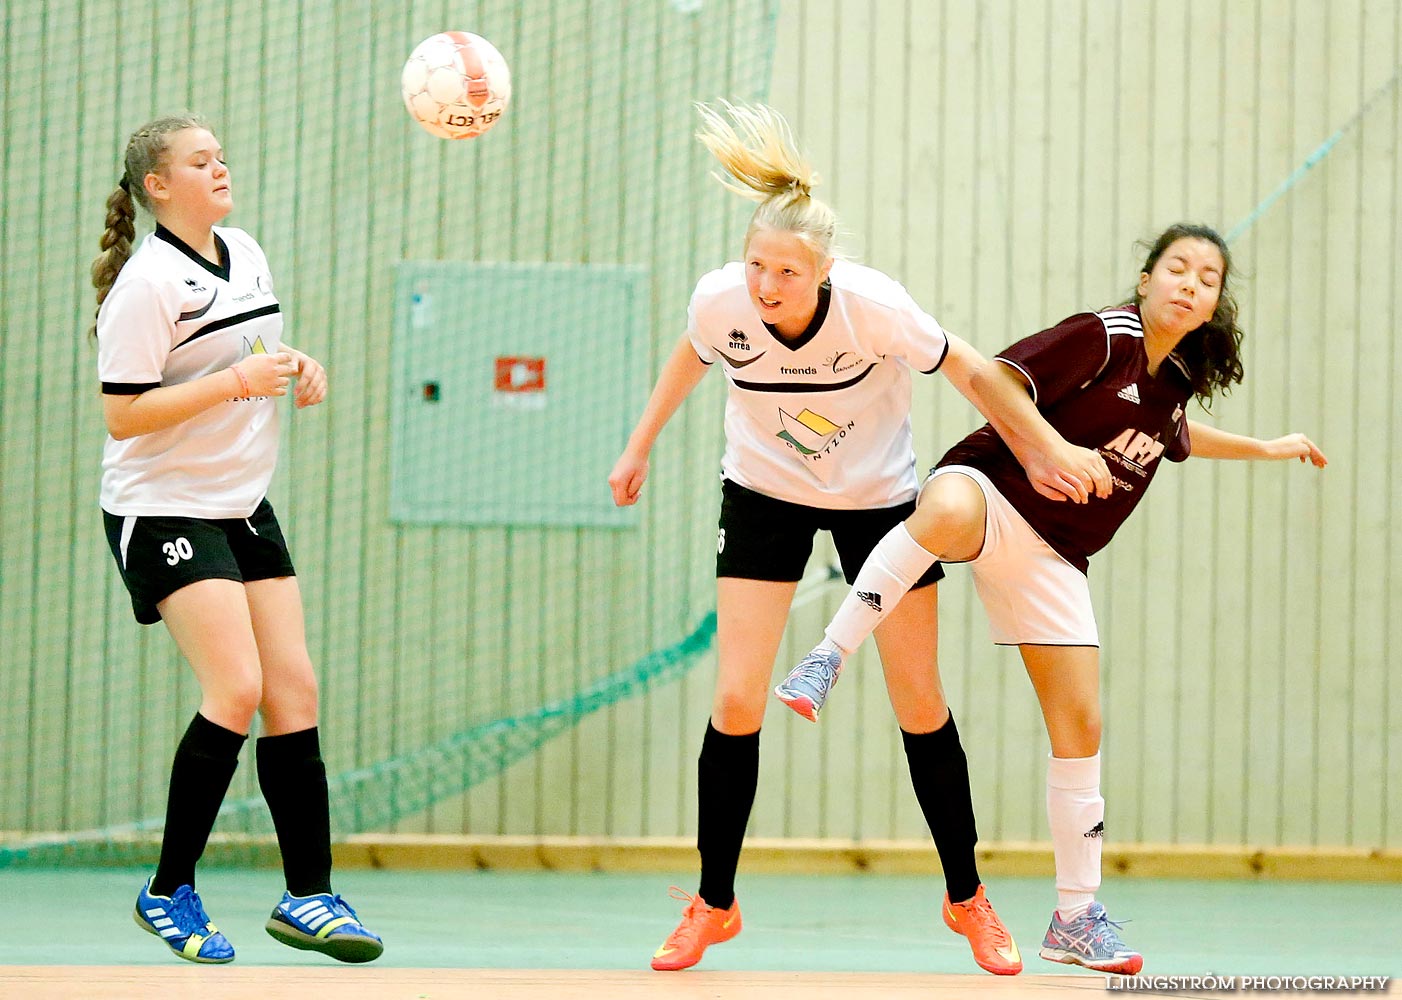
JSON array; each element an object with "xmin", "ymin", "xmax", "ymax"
[{"xmin": 494, "ymin": 356, "xmax": 546, "ymax": 393}]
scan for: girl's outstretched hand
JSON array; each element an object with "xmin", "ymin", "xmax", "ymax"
[{"xmin": 1266, "ymin": 433, "xmax": 1328, "ymax": 467}]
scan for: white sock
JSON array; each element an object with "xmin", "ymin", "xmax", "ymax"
[
  {"xmin": 824, "ymin": 523, "xmax": 936, "ymax": 654},
  {"xmin": 1046, "ymin": 752, "xmax": 1103, "ymax": 918},
  {"xmin": 1057, "ymin": 900, "xmax": 1092, "ymax": 922}
]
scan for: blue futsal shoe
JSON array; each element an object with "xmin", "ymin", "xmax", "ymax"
[
  {"xmin": 266, "ymin": 890, "xmax": 384, "ymax": 963},
  {"xmin": 1039, "ymin": 901, "xmax": 1144, "ymax": 975},
  {"xmin": 133, "ymin": 877, "xmax": 235, "ymax": 964},
  {"xmin": 774, "ymin": 645, "xmax": 844, "ymax": 722}
]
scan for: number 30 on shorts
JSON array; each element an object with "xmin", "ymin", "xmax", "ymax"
[{"xmin": 163, "ymin": 537, "xmax": 194, "ymax": 565}]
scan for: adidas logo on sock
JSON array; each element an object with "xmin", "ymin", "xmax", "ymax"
[
  {"xmin": 1084, "ymin": 821, "xmax": 1105, "ymax": 838},
  {"xmin": 858, "ymin": 591, "xmax": 882, "ymax": 612},
  {"xmin": 1116, "ymin": 383, "xmax": 1141, "ymax": 404}
]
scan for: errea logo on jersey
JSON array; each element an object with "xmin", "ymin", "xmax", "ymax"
[{"xmin": 727, "ymin": 329, "xmax": 751, "ymax": 351}]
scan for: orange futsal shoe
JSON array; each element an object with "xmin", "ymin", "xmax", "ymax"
[
  {"xmin": 942, "ymin": 884, "xmax": 1023, "ymax": 976},
  {"xmin": 650, "ymin": 886, "xmax": 742, "ymax": 971}
]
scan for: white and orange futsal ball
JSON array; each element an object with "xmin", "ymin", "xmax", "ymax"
[{"xmin": 401, "ymin": 31, "xmax": 511, "ymax": 139}]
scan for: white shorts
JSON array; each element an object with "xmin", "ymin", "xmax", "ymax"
[{"xmin": 923, "ymin": 465, "xmax": 1099, "ymax": 646}]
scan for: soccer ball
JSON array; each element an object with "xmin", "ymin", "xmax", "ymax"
[{"xmin": 401, "ymin": 31, "xmax": 511, "ymax": 140}]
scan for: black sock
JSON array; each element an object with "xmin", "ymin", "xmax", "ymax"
[
  {"xmin": 695, "ymin": 720, "xmax": 760, "ymax": 910},
  {"xmin": 151, "ymin": 713, "xmax": 246, "ymax": 897},
  {"xmin": 257, "ymin": 727, "xmax": 334, "ymax": 897},
  {"xmin": 902, "ymin": 714, "xmax": 982, "ymax": 903}
]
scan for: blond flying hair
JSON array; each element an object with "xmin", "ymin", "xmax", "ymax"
[{"xmin": 695, "ymin": 101, "xmax": 838, "ymax": 262}]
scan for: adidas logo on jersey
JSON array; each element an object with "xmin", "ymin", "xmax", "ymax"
[
  {"xmin": 858, "ymin": 591, "xmax": 882, "ymax": 612},
  {"xmin": 1116, "ymin": 383, "xmax": 1141, "ymax": 404}
]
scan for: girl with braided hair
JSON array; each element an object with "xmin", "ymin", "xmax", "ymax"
[{"xmin": 92, "ymin": 114, "xmax": 382, "ymax": 965}]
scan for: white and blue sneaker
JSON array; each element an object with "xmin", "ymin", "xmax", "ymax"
[
  {"xmin": 133, "ymin": 877, "xmax": 235, "ymax": 964},
  {"xmin": 774, "ymin": 645, "xmax": 844, "ymax": 722},
  {"xmin": 1039, "ymin": 901, "xmax": 1143, "ymax": 975},
  {"xmin": 266, "ymin": 890, "xmax": 384, "ymax": 963}
]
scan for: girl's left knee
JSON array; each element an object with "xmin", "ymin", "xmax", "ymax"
[{"xmin": 260, "ymin": 659, "xmax": 320, "ymax": 729}]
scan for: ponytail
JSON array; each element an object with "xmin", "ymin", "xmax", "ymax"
[
  {"xmin": 89, "ymin": 181, "xmax": 137, "ymax": 338},
  {"xmin": 695, "ymin": 101, "xmax": 838, "ymax": 261},
  {"xmin": 88, "ymin": 112, "xmax": 207, "ymax": 340}
]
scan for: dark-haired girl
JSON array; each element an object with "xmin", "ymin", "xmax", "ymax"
[{"xmin": 779, "ymin": 224, "xmax": 1327, "ymax": 975}]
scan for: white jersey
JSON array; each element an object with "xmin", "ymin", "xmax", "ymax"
[
  {"xmin": 97, "ymin": 225, "xmax": 283, "ymax": 518},
  {"xmin": 688, "ymin": 259, "xmax": 949, "ymax": 509}
]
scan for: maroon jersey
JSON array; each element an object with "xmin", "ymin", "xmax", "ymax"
[{"xmin": 938, "ymin": 305, "xmax": 1192, "ymax": 573}]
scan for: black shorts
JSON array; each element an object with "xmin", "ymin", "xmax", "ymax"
[
  {"xmin": 102, "ymin": 498, "xmax": 296, "ymax": 625},
  {"xmin": 715, "ymin": 479, "xmax": 944, "ymax": 587}
]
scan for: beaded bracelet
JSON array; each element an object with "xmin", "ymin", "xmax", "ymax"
[{"xmin": 230, "ymin": 364, "xmax": 251, "ymax": 399}]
